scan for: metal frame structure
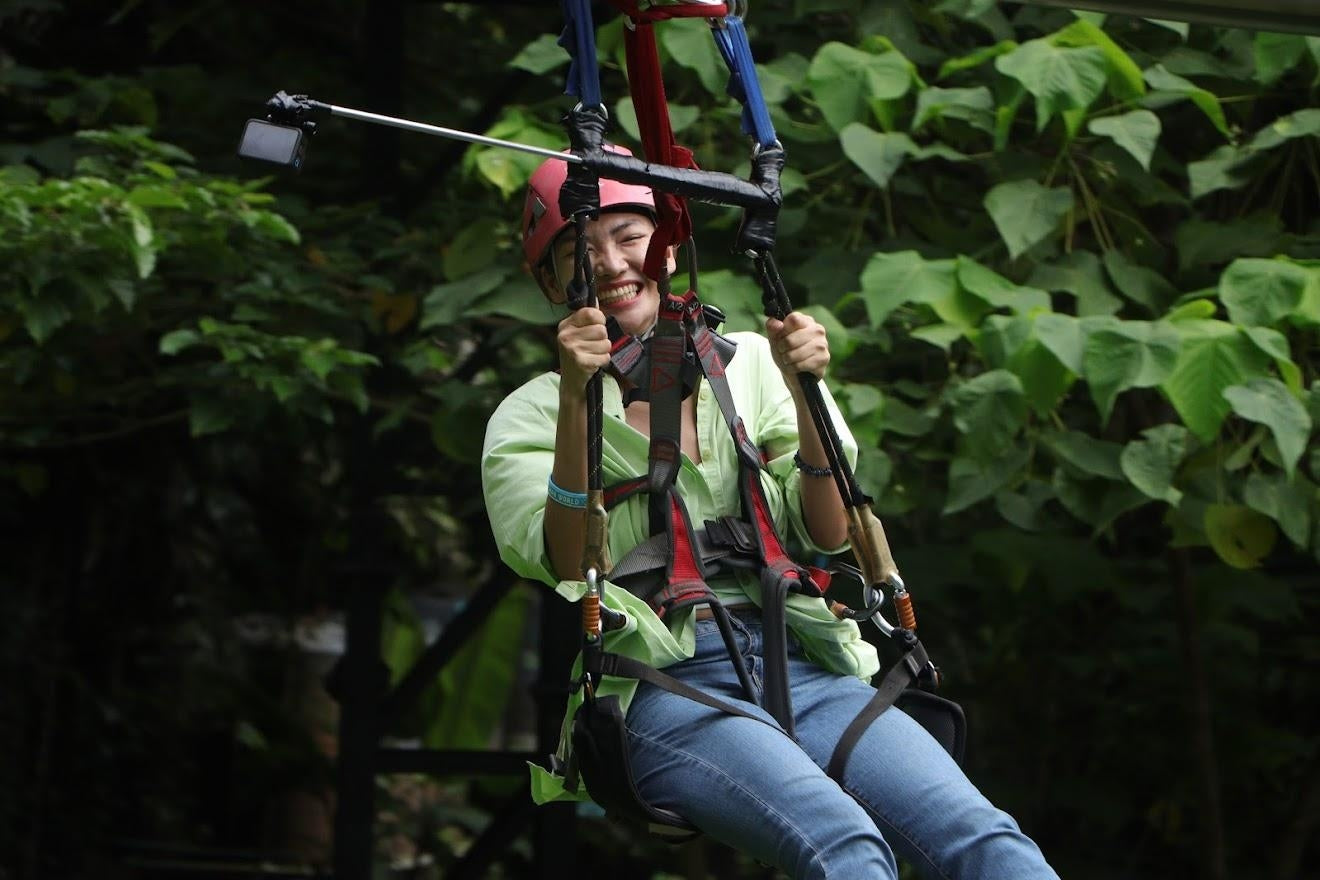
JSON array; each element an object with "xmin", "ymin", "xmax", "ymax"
[{"xmin": 1023, "ymin": 0, "xmax": 1320, "ymax": 35}]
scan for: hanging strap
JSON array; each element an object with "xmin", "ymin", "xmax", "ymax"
[
  {"xmin": 560, "ymin": 0, "xmax": 605, "ymax": 109},
  {"xmin": 826, "ymin": 631, "xmax": 934, "ymax": 779},
  {"xmin": 620, "ymin": 21, "xmax": 697, "ymax": 281},
  {"xmin": 710, "ymin": 15, "xmax": 777, "ymax": 150}
]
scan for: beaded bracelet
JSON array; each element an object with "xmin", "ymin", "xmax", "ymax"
[
  {"xmin": 793, "ymin": 450, "xmax": 833, "ymax": 477},
  {"xmin": 547, "ymin": 476, "xmax": 588, "ymax": 509}
]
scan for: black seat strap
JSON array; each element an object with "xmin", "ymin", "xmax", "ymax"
[
  {"xmin": 826, "ymin": 639, "xmax": 930, "ymax": 779},
  {"xmin": 594, "ymin": 651, "xmax": 775, "ymax": 730}
]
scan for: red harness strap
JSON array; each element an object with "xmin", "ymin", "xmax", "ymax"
[
  {"xmin": 597, "ymin": 289, "xmax": 836, "ymax": 733},
  {"xmin": 621, "ymin": 22, "xmax": 694, "ymax": 281},
  {"xmin": 608, "ymin": 1, "xmax": 728, "ymax": 22}
]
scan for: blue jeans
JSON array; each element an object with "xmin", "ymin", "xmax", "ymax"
[{"xmin": 624, "ymin": 611, "xmax": 1059, "ymax": 880}]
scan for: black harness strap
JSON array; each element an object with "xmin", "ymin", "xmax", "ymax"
[
  {"xmin": 827, "ymin": 635, "xmax": 930, "ymax": 779},
  {"xmin": 594, "ymin": 651, "xmax": 773, "ymax": 728}
]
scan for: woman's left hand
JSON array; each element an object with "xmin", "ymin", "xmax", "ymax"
[{"xmin": 766, "ymin": 312, "xmax": 830, "ymax": 383}]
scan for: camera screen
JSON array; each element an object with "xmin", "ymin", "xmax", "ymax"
[{"xmin": 238, "ymin": 120, "xmax": 305, "ymax": 168}]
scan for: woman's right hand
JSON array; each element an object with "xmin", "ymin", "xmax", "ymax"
[{"xmin": 557, "ymin": 306, "xmax": 611, "ymax": 394}]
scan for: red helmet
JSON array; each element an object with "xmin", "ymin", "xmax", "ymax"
[{"xmin": 521, "ymin": 144, "xmax": 656, "ymax": 267}]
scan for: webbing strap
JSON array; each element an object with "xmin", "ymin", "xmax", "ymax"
[
  {"xmin": 826, "ymin": 642, "xmax": 929, "ymax": 780},
  {"xmin": 687, "ymin": 304, "xmax": 802, "ymax": 584},
  {"xmin": 559, "ymin": 0, "xmax": 604, "ymax": 108},
  {"xmin": 646, "ymin": 294, "xmax": 688, "ymax": 507},
  {"xmin": 710, "ymin": 16, "xmax": 777, "ymax": 149},
  {"xmin": 688, "ymin": 317, "xmax": 761, "ymax": 470},
  {"xmin": 758, "ymin": 565, "xmax": 796, "ymax": 734},
  {"xmin": 620, "ymin": 22, "xmax": 696, "ymax": 280},
  {"xmin": 594, "ymin": 651, "xmax": 774, "ymax": 728}
]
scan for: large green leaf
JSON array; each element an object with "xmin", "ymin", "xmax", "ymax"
[
  {"xmin": 1052, "ymin": 466, "xmax": 1147, "ymax": 532},
  {"xmin": 995, "ymin": 40, "xmax": 1107, "ymax": 130},
  {"xmin": 984, "ymin": 179, "xmax": 1074, "ymax": 260},
  {"xmin": 1103, "ymin": 250, "xmax": 1177, "ymax": 315},
  {"xmin": 930, "ymin": 285, "xmax": 993, "ymax": 329},
  {"xmin": 911, "ymin": 322, "xmax": 966, "ymax": 351},
  {"xmin": 1243, "ymin": 471, "xmax": 1314, "ymax": 548},
  {"xmin": 159, "ymin": 328, "xmax": 199, "ymax": 355},
  {"xmin": 947, "ymin": 369, "xmax": 1027, "ymax": 454},
  {"xmin": 465, "ymin": 275, "xmax": 553, "ymax": 323},
  {"xmin": 508, "ymin": 33, "xmax": 569, "ymax": 74},
  {"xmin": 1249, "ymin": 108, "xmax": 1320, "ymax": 151},
  {"xmin": 188, "ymin": 395, "xmax": 236, "ymax": 437},
  {"xmin": 1083, "ymin": 318, "xmax": 1180, "ymax": 423},
  {"xmin": 1120, "ymin": 423, "xmax": 1188, "ymax": 505},
  {"xmin": 973, "ymin": 313, "xmax": 1032, "ymax": 367},
  {"xmin": 1142, "ymin": 65, "xmax": 1229, "ymax": 136},
  {"xmin": 945, "ymin": 444, "xmax": 1030, "ymax": 513},
  {"xmin": 807, "ymin": 42, "xmax": 914, "ymax": 132},
  {"xmin": 1219, "ymin": 258, "xmax": 1309, "ymax": 327},
  {"xmin": 1052, "ymin": 18, "xmax": 1146, "ymax": 100},
  {"xmin": 1043, "ymin": 429, "xmax": 1125, "ymax": 480},
  {"xmin": 661, "ymin": 17, "xmax": 725, "ymax": 95},
  {"xmin": 1187, "ymin": 111, "xmax": 1320, "ymax": 200},
  {"xmin": 1223, "ymin": 378, "xmax": 1313, "ymax": 478},
  {"xmin": 427, "ymin": 584, "xmax": 532, "ymax": 749},
  {"xmin": 1011, "ymin": 335, "xmax": 1074, "ymax": 413},
  {"xmin": 472, "ymin": 111, "xmax": 563, "ymax": 197},
  {"xmin": 857, "ymin": 250, "xmax": 957, "ymax": 327},
  {"xmin": 1034, "ymin": 312, "xmax": 1085, "ymax": 374},
  {"xmin": 1176, "ymin": 215, "xmax": 1287, "ymax": 273},
  {"xmin": 840, "ymin": 124, "xmax": 917, "ymax": 188},
  {"xmin": 913, "ymin": 85, "xmax": 995, "ymax": 133},
  {"xmin": 1204, "ymin": 504, "xmax": 1276, "ymax": 569},
  {"xmin": 19, "ymin": 295, "xmax": 72, "ymax": 343},
  {"xmin": 1242, "ymin": 326, "xmax": 1303, "ymax": 393},
  {"xmin": 442, "ymin": 217, "xmax": 502, "ymax": 281},
  {"xmin": 685, "ymin": 269, "xmax": 765, "ymax": 334},
  {"xmin": 1187, "ymin": 145, "xmax": 1257, "ymax": 200},
  {"xmin": 880, "ymin": 395, "xmax": 937, "ymax": 437},
  {"xmin": 1253, "ymin": 32, "xmax": 1308, "ymax": 86},
  {"xmin": 1161, "ymin": 320, "xmax": 1271, "ymax": 441},
  {"xmin": 958, "ymin": 257, "xmax": 1051, "ymax": 314},
  {"xmin": 994, "ymin": 480, "xmax": 1056, "ymax": 531},
  {"xmin": 1087, "ymin": 110, "xmax": 1161, "ymax": 171},
  {"xmin": 758, "ymin": 53, "xmax": 811, "ymax": 104},
  {"xmin": 421, "ymin": 267, "xmax": 508, "ymax": 330},
  {"xmin": 839, "ymin": 124, "xmax": 967, "ymax": 188},
  {"xmin": 1027, "ymin": 251, "xmax": 1121, "ymax": 316}
]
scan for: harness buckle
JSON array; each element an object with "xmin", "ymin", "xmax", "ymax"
[{"xmin": 703, "ymin": 516, "xmax": 757, "ymax": 555}]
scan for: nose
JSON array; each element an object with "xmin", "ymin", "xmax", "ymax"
[{"xmin": 593, "ymin": 241, "xmax": 627, "ymax": 279}]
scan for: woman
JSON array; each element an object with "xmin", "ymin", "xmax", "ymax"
[{"xmin": 481, "ymin": 150, "xmax": 1059, "ymax": 880}]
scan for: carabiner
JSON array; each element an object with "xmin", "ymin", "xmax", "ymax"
[{"xmin": 826, "ymin": 562, "xmax": 887, "ymax": 622}]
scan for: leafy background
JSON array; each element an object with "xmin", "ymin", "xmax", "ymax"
[{"xmin": 1, "ymin": 1, "xmax": 1317, "ymax": 878}]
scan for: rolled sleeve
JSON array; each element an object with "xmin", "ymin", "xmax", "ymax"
[
  {"xmin": 481, "ymin": 375, "xmax": 562, "ymax": 588},
  {"xmin": 741, "ymin": 334, "xmax": 858, "ymax": 556}
]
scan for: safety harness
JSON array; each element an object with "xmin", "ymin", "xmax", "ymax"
[{"xmin": 552, "ymin": 0, "xmax": 964, "ymax": 837}]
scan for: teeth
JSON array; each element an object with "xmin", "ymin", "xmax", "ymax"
[{"xmin": 598, "ymin": 283, "xmax": 641, "ymax": 304}]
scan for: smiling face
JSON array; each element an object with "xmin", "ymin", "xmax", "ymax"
[{"xmin": 539, "ymin": 211, "xmax": 674, "ymax": 339}]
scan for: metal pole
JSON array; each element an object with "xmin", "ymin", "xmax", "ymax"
[{"xmin": 327, "ymin": 105, "xmax": 582, "ymax": 163}]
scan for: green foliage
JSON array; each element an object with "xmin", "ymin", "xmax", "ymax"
[{"xmin": 468, "ymin": 5, "xmax": 1320, "ymax": 875}]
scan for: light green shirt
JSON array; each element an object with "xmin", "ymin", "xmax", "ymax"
[{"xmin": 480, "ymin": 331, "xmax": 880, "ymax": 804}]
